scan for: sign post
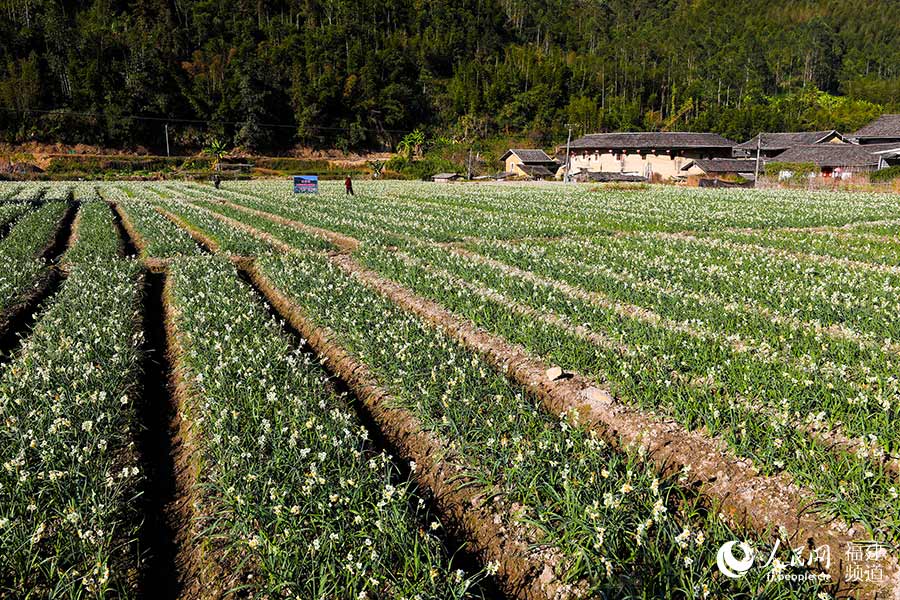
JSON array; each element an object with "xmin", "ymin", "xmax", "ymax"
[{"xmin": 293, "ymin": 175, "xmax": 319, "ymax": 194}]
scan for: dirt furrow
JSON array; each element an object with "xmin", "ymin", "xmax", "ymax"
[
  {"xmin": 327, "ymin": 252, "xmax": 900, "ymax": 600},
  {"xmin": 804, "ymin": 418, "xmax": 900, "ymax": 478},
  {"xmin": 0, "ymin": 202, "xmax": 77, "ymax": 367},
  {"xmin": 145, "ymin": 199, "xmax": 899, "ymax": 596},
  {"xmin": 43, "ymin": 202, "xmax": 79, "ymax": 263},
  {"xmin": 109, "ymin": 203, "xmax": 139, "ymax": 257},
  {"xmin": 0, "ymin": 271, "xmax": 64, "ymax": 369},
  {"xmin": 156, "ymin": 269, "xmax": 228, "ymax": 599},
  {"xmin": 241, "ymin": 261, "xmax": 585, "ymax": 600},
  {"xmin": 233, "ymin": 265, "xmax": 503, "ymax": 599},
  {"xmin": 111, "ymin": 203, "xmax": 149, "ymax": 253},
  {"xmin": 61, "ymin": 203, "xmax": 83, "ymax": 262},
  {"xmin": 135, "ymin": 270, "xmax": 182, "ymax": 599},
  {"xmin": 450, "ymin": 244, "xmax": 894, "ymax": 411}
]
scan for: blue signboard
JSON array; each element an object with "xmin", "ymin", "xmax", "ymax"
[{"xmin": 293, "ymin": 175, "xmax": 319, "ymax": 194}]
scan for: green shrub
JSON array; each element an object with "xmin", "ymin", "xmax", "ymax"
[
  {"xmin": 253, "ymin": 157, "xmax": 332, "ymax": 172},
  {"xmin": 764, "ymin": 161, "xmax": 819, "ymax": 185},
  {"xmin": 251, "ymin": 157, "xmax": 366, "ymax": 179},
  {"xmin": 870, "ymin": 165, "xmax": 900, "ymax": 182},
  {"xmin": 764, "ymin": 161, "xmax": 818, "ymax": 177},
  {"xmin": 46, "ymin": 155, "xmax": 190, "ymax": 175},
  {"xmin": 384, "ymin": 155, "xmax": 460, "ymax": 180}
]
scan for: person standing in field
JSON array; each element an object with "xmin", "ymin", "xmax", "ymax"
[{"xmin": 345, "ymin": 175, "xmax": 354, "ymax": 196}]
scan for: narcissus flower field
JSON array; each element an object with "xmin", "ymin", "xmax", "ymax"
[{"xmin": 1, "ymin": 179, "xmax": 899, "ymax": 599}]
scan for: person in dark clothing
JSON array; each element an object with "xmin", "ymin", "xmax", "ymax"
[
  {"xmin": 345, "ymin": 175, "xmax": 354, "ymax": 196},
  {"xmin": 212, "ymin": 173, "xmax": 221, "ymax": 189}
]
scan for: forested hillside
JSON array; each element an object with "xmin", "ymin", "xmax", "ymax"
[{"xmin": 2, "ymin": 0, "xmax": 899, "ymax": 152}]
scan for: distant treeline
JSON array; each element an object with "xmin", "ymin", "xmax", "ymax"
[{"xmin": 1, "ymin": 0, "xmax": 899, "ymax": 152}]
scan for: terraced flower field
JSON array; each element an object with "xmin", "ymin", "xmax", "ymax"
[{"xmin": 1, "ymin": 179, "xmax": 899, "ymax": 599}]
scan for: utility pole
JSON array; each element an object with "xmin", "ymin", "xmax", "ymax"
[
  {"xmin": 164, "ymin": 124, "xmax": 170, "ymax": 157},
  {"xmin": 753, "ymin": 132, "xmax": 762, "ymax": 187},
  {"xmin": 563, "ymin": 123, "xmax": 573, "ymax": 183}
]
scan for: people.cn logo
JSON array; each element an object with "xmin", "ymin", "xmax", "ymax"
[{"xmin": 717, "ymin": 541, "xmax": 756, "ymax": 578}]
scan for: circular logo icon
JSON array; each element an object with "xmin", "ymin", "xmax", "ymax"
[{"xmin": 717, "ymin": 541, "xmax": 755, "ymax": 578}]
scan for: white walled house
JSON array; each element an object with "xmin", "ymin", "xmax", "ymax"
[{"xmin": 562, "ymin": 132, "xmax": 735, "ymax": 181}]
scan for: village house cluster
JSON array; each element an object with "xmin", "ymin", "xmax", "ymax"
[{"xmin": 479, "ymin": 114, "xmax": 900, "ymax": 184}]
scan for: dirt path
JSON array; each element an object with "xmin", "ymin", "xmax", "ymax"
[
  {"xmin": 108, "ymin": 203, "xmax": 149, "ymax": 257},
  {"xmin": 104, "ymin": 198, "xmax": 193, "ymax": 598},
  {"xmin": 109, "ymin": 203, "xmax": 139, "ymax": 257},
  {"xmin": 134, "ymin": 271, "xmax": 184, "ymax": 599},
  {"xmin": 104, "ymin": 199, "xmax": 212, "ymax": 598}
]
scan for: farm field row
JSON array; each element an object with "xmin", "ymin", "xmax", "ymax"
[
  {"xmin": 0, "ymin": 190, "xmax": 141, "ymax": 597},
  {"xmin": 152, "ymin": 181, "xmax": 900, "ymax": 593},
  {"xmin": 133, "ymin": 188, "xmax": 820, "ymax": 595},
  {"xmin": 0, "ymin": 179, "xmax": 898, "ymax": 599},
  {"xmin": 196, "ymin": 179, "xmax": 900, "ymax": 235},
  {"xmin": 1, "ymin": 187, "xmax": 486, "ymax": 598}
]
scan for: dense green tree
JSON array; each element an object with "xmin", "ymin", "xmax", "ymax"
[{"xmin": 0, "ymin": 0, "xmax": 897, "ymax": 151}]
